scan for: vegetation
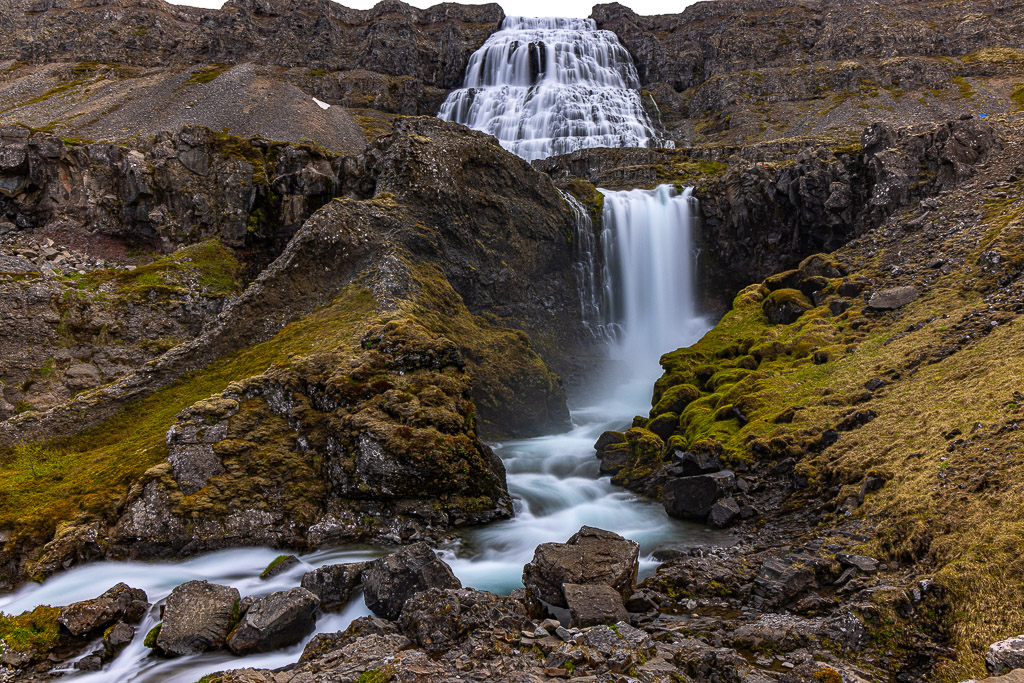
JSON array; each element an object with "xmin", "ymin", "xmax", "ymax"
[
  {"xmin": 0, "ymin": 606, "xmax": 61, "ymax": 655},
  {"xmin": 184, "ymin": 63, "xmax": 231, "ymax": 86}
]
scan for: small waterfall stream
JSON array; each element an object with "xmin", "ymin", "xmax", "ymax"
[
  {"xmin": 0, "ymin": 19, "xmax": 722, "ymax": 683},
  {"xmin": 438, "ymin": 16, "xmax": 672, "ymax": 161}
]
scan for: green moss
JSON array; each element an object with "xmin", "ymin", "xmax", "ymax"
[
  {"xmin": 143, "ymin": 623, "xmax": 161, "ymax": 648},
  {"xmin": 0, "ymin": 606, "xmax": 61, "ymax": 654},
  {"xmin": 651, "ymin": 383, "xmax": 700, "ymax": 415},
  {"xmin": 83, "ymin": 241, "xmax": 242, "ymax": 301},
  {"xmin": 17, "ymin": 77, "xmax": 95, "ymax": 107},
  {"xmin": 951, "ymin": 76, "xmax": 976, "ymax": 99},
  {"xmin": 184, "ymin": 64, "xmax": 231, "ymax": 86},
  {"xmin": 1011, "ymin": 84, "xmax": 1024, "ymax": 111},
  {"xmin": 260, "ymin": 554, "xmax": 292, "ymax": 579},
  {"xmin": 357, "ymin": 666, "xmax": 395, "ymax": 683}
]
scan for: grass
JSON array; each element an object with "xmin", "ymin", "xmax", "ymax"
[
  {"xmin": 0, "ymin": 285, "xmax": 377, "ymax": 542},
  {"xmin": 184, "ymin": 63, "xmax": 231, "ymax": 86},
  {"xmin": 0, "ymin": 606, "xmax": 61, "ymax": 654},
  {"xmin": 16, "ymin": 77, "xmax": 97, "ymax": 107},
  {"xmin": 1011, "ymin": 84, "xmax": 1024, "ymax": 111}
]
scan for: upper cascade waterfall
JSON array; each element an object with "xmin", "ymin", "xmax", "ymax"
[
  {"xmin": 600, "ymin": 185, "xmax": 705, "ymax": 388},
  {"xmin": 438, "ymin": 16, "xmax": 673, "ymax": 162}
]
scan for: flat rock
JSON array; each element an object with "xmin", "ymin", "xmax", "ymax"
[
  {"xmin": 978, "ymin": 670, "xmax": 1024, "ymax": 682},
  {"xmin": 836, "ymin": 553, "xmax": 879, "ymax": 574},
  {"xmin": 867, "ymin": 285, "xmax": 919, "ymax": 310},
  {"xmin": 227, "ymin": 587, "xmax": 320, "ymax": 655},
  {"xmin": 156, "ymin": 580, "xmax": 239, "ymax": 655},
  {"xmin": 300, "ymin": 561, "xmax": 370, "ymax": 611},
  {"xmin": 362, "ymin": 542, "xmax": 461, "ymax": 620},
  {"xmin": 522, "ymin": 526, "xmax": 639, "ymax": 608},
  {"xmin": 58, "ymin": 583, "xmax": 149, "ymax": 637},
  {"xmin": 563, "ymin": 583, "xmax": 629, "ymax": 628}
]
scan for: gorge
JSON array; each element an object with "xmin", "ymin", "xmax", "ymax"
[{"xmin": 1, "ymin": 0, "xmax": 1024, "ymax": 681}]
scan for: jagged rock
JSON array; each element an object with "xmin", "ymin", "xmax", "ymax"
[
  {"xmin": 58, "ymin": 583, "xmax": 148, "ymax": 637},
  {"xmin": 751, "ymin": 553, "xmax": 823, "ymax": 610},
  {"xmin": 707, "ymin": 496, "xmax": 741, "ymax": 528},
  {"xmin": 988, "ymin": 635, "xmax": 1024, "ymax": 675},
  {"xmin": 226, "ymin": 587, "xmax": 320, "ymax": 655},
  {"xmin": 260, "ymin": 554, "xmax": 301, "ymax": 580},
  {"xmin": 362, "ymin": 543, "xmax": 461, "ymax": 620},
  {"xmin": 300, "ymin": 561, "xmax": 370, "ymax": 611},
  {"xmin": 156, "ymin": 580, "xmax": 240, "ymax": 655},
  {"xmin": 836, "ymin": 553, "xmax": 879, "ymax": 574},
  {"xmin": 62, "ymin": 363, "xmax": 102, "ymax": 391},
  {"xmin": 979, "ymin": 670, "xmax": 1024, "ymax": 682},
  {"xmin": 398, "ymin": 587, "xmax": 532, "ymax": 655},
  {"xmin": 662, "ymin": 470, "xmax": 736, "ymax": 522},
  {"xmin": 867, "ymin": 286, "xmax": 919, "ymax": 310},
  {"xmin": 102, "ymin": 622, "xmax": 135, "ymax": 658},
  {"xmin": 667, "ymin": 449, "xmax": 721, "ymax": 477},
  {"xmin": 522, "ymin": 526, "xmax": 640, "ymax": 608},
  {"xmin": 563, "ymin": 583, "xmax": 630, "ymax": 628}
]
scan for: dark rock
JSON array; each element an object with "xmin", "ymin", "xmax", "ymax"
[
  {"xmin": 597, "ymin": 442, "xmax": 630, "ymax": 475},
  {"xmin": 751, "ymin": 554, "xmax": 823, "ymax": 610},
  {"xmin": 707, "ymin": 496, "xmax": 741, "ymax": 528},
  {"xmin": 300, "ymin": 561, "xmax": 370, "ymax": 611},
  {"xmin": 156, "ymin": 580, "xmax": 240, "ymax": 656},
  {"xmin": 594, "ymin": 430, "xmax": 626, "ymax": 453},
  {"xmin": 260, "ymin": 554, "xmax": 301, "ymax": 580},
  {"xmin": 867, "ymin": 286, "xmax": 919, "ymax": 310},
  {"xmin": 646, "ymin": 412, "xmax": 678, "ymax": 441},
  {"xmin": 763, "ymin": 288, "xmax": 813, "ymax": 324},
  {"xmin": 362, "ymin": 542, "xmax": 461, "ymax": 620},
  {"xmin": 864, "ymin": 377, "xmax": 888, "ymax": 391},
  {"xmin": 76, "ymin": 654, "xmax": 103, "ymax": 671},
  {"xmin": 562, "ymin": 583, "xmax": 629, "ymax": 628},
  {"xmin": 662, "ymin": 470, "xmax": 736, "ymax": 522},
  {"xmin": 398, "ymin": 587, "xmax": 532, "ymax": 655},
  {"xmin": 58, "ymin": 583, "xmax": 149, "ymax": 637},
  {"xmin": 667, "ymin": 449, "xmax": 722, "ymax": 477},
  {"xmin": 837, "ymin": 553, "xmax": 879, "ymax": 574},
  {"xmin": 522, "ymin": 526, "xmax": 639, "ymax": 607},
  {"xmin": 102, "ymin": 622, "xmax": 136, "ymax": 658},
  {"xmin": 226, "ymin": 587, "xmax": 320, "ymax": 655}
]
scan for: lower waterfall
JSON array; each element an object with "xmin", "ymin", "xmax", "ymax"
[{"xmin": 0, "ymin": 185, "xmax": 716, "ymax": 682}]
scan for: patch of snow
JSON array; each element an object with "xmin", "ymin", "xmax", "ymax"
[{"xmin": 312, "ymin": 97, "xmax": 330, "ymax": 110}]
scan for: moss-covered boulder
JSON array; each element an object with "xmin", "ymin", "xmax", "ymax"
[{"xmin": 762, "ymin": 288, "xmax": 813, "ymax": 324}]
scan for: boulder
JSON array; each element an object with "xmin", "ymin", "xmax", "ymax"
[
  {"xmin": 227, "ymin": 587, "xmax": 320, "ymax": 655},
  {"xmin": 662, "ymin": 470, "xmax": 736, "ymax": 522},
  {"xmin": 563, "ymin": 583, "xmax": 629, "ymax": 628},
  {"xmin": 102, "ymin": 622, "xmax": 136, "ymax": 658},
  {"xmin": 707, "ymin": 496, "xmax": 741, "ymax": 528},
  {"xmin": 398, "ymin": 587, "xmax": 533, "ymax": 655},
  {"xmin": 979, "ymin": 670, "xmax": 1024, "ymax": 682},
  {"xmin": 362, "ymin": 543, "xmax": 462, "ymax": 620},
  {"xmin": 836, "ymin": 553, "xmax": 879, "ymax": 574},
  {"xmin": 63, "ymin": 363, "xmax": 102, "ymax": 391},
  {"xmin": 58, "ymin": 583, "xmax": 149, "ymax": 637},
  {"xmin": 867, "ymin": 285, "xmax": 919, "ymax": 310},
  {"xmin": 667, "ymin": 449, "xmax": 721, "ymax": 477},
  {"xmin": 156, "ymin": 580, "xmax": 240, "ymax": 655},
  {"xmin": 301, "ymin": 561, "xmax": 370, "ymax": 611},
  {"xmin": 522, "ymin": 526, "xmax": 640, "ymax": 607},
  {"xmin": 260, "ymin": 554, "xmax": 301, "ymax": 580},
  {"xmin": 750, "ymin": 554, "xmax": 823, "ymax": 610},
  {"xmin": 988, "ymin": 635, "xmax": 1024, "ymax": 675},
  {"xmin": 762, "ymin": 288, "xmax": 812, "ymax": 324}
]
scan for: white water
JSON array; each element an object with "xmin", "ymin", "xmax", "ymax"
[{"xmin": 438, "ymin": 16, "xmax": 672, "ymax": 161}]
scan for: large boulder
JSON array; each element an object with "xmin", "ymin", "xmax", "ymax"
[
  {"xmin": 58, "ymin": 583, "xmax": 149, "ymax": 637},
  {"xmin": 867, "ymin": 285, "xmax": 918, "ymax": 310},
  {"xmin": 563, "ymin": 583, "xmax": 630, "ymax": 628},
  {"xmin": 662, "ymin": 471, "xmax": 736, "ymax": 522},
  {"xmin": 988, "ymin": 635, "xmax": 1024, "ymax": 675},
  {"xmin": 156, "ymin": 580, "xmax": 240, "ymax": 655},
  {"xmin": 227, "ymin": 587, "xmax": 320, "ymax": 655},
  {"xmin": 398, "ymin": 587, "xmax": 532, "ymax": 655},
  {"xmin": 300, "ymin": 561, "xmax": 370, "ymax": 611},
  {"xmin": 521, "ymin": 526, "xmax": 639, "ymax": 608},
  {"xmin": 362, "ymin": 543, "xmax": 462, "ymax": 620}
]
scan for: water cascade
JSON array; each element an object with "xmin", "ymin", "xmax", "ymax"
[
  {"xmin": 561, "ymin": 190, "xmax": 607, "ymax": 339},
  {"xmin": 438, "ymin": 16, "xmax": 672, "ymax": 162}
]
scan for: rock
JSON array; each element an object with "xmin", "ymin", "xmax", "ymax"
[
  {"xmin": 707, "ymin": 496, "xmax": 741, "ymax": 528},
  {"xmin": 662, "ymin": 470, "xmax": 736, "ymax": 522},
  {"xmin": 398, "ymin": 587, "xmax": 532, "ymax": 655},
  {"xmin": 667, "ymin": 449, "xmax": 722, "ymax": 477},
  {"xmin": 58, "ymin": 583, "xmax": 149, "ymax": 637},
  {"xmin": 62, "ymin": 362, "xmax": 103, "ymax": 391},
  {"xmin": 260, "ymin": 554, "xmax": 301, "ymax": 579},
  {"xmin": 103, "ymin": 622, "xmax": 136, "ymax": 658},
  {"xmin": 522, "ymin": 526, "xmax": 640, "ymax": 607},
  {"xmin": 226, "ymin": 587, "xmax": 320, "ymax": 655},
  {"xmin": 562, "ymin": 583, "xmax": 630, "ymax": 628},
  {"xmin": 751, "ymin": 554, "xmax": 823, "ymax": 610},
  {"xmin": 836, "ymin": 553, "xmax": 879, "ymax": 574},
  {"xmin": 300, "ymin": 561, "xmax": 370, "ymax": 611},
  {"xmin": 988, "ymin": 635, "xmax": 1024, "ymax": 675},
  {"xmin": 867, "ymin": 286, "xmax": 919, "ymax": 310},
  {"xmin": 763, "ymin": 288, "xmax": 812, "ymax": 324},
  {"xmin": 594, "ymin": 430, "xmax": 626, "ymax": 452},
  {"xmin": 979, "ymin": 670, "xmax": 1024, "ymax": 682},
  {"xmin": 362, "ymin": 543, "xmax": 461, "ymax": 620},
  {"xmin": 156, "ymin": 580, "xmax": 240, "ymax": 655}
]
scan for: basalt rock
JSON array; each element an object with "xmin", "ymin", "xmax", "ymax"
[
  {"xmin": 155, "ymin": 580, "xmax": 239, "ymax": 656},
  {"xmin": 57, "ymin": 583, "xmax": 148, "ymax": 637},
  {"xmin": 362, "ymin": 543, "xmax": 462, "ymax": 621},
  {"xmin": 301, "ymin": 561, "xmax": 370, "ymax": 611},
  {"xmin": 662, "ymin": 470, "xmax": 736, "ymax": 522},
  {"xmin": 563, "ymin": 583, "xmax": 630, "ymax": 628},
  {"xmin": 522, "ymin": 526, "xmax": 639, "ymax": 608},
  {"xmin": 226, "ymin": 587, "xmax": 320, "ymax": 655}
]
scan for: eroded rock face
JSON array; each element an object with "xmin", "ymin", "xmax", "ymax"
[
  {"xmin": 58, "ymin": 583, "xmax": 148, "ymax": 637},
  {"xmin": 362, "ymin": 543, "xmax": 462, "ymax": 620},
  {"xmin": 156, "ymin": 580, "xmax": 240, "ymax": 656},
  {"xmin": 522, "ymin": 526, "xmax": 639, "ymax": 608},
  {"xmin": 226, "ymin": 587, "xmax": 320, "ymax": 655}
]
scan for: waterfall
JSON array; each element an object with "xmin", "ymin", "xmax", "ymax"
[
  {"xmin": 561, "ymin": 190, "xmax": 607, "ymax": 340},
  {"xmin": 599, "ymin": 185, "xmax": 705, "ymax": 397},
  {"xmin": 438, "ymin": 16, "xmax": 673, "ymax": 162}
]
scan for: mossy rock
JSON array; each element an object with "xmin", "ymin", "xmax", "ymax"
[
  {"xmin": 764, "ymin": 269, "xmax": 802, "ymax": 291},
  {"xmin": 762, "ymin": 288, "xmax": 813, "ymax": 325},
  {"xmin": 623, "ymin": 427, "xmax": 665, "ymax": 466},
  {"xmin": 706, "ymin": 368, "xmax": 751, "ymax": 392},
  {"xmin": 651, "ymin": 383, "xmax": 700, "ymax": 416},
  {"xmin": 646, "ymin": 412, "xmax": 679, "ymax": 441},
  {"xmin": 798, "ymin": 253, "xmax": 844, "ymax": 278},
  {"xmin": 144, "ymin": 623, "xmax": 162, "ymax": 649}
]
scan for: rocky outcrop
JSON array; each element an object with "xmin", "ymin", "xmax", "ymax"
[
  {"xmin": 522, "ymin": 526, "xmax": 639, "ymax": 608},
  {"xmin": 362, "ymin": 543, "xmax": 462, "ymax": 620},
  {"xmin": 300, "ymin": 561, "xmax": 369, "ymax": 611},
  {"xmin": 57, "ymin": 583, "xmax": 148, "ymax": 637}
]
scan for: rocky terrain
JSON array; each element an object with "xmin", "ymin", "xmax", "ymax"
[{"xmin": 0, "ymin": 0, "xmax": 1022, "ymax": 682}]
